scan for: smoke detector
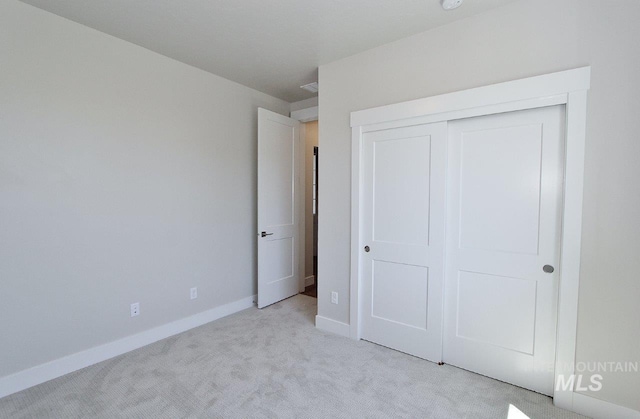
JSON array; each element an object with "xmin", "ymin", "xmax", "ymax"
[
  {"xmin": 441, "ymin": 0, "xmax": 463, "ymax": 10},
  {"xmin": 300, "ymin": 82, "xmax": 319, "ymax": 93}
]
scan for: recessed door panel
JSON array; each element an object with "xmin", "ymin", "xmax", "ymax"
[
  {"xmin": 459, "ymin": 124, "xmax": 542, "ymax": 255},
  {"xmin": 456, "ymin": 271, "xmax": 536, "ymax": 354},
  {"xmin": 262, "ymin": 121, "xmax": 294, "ymax": 228},
  {"xmin": 373, "ymin": 136, "xmax": 430, "ymax": 246},
  {"xmin": 262, "ymin": 237, "xmax": 293, "ymax": 284},
  {"xmin": 372, "ymin": 261, "xmax": 428, "ymax": 330}
]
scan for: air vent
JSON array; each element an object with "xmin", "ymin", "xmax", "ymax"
[
  {"xmin": 300, "ymin": 82, "xmax": 319, "ymax": 93},
  {"xmin": 441, "ymin": 0, "xmax": 463, "ymax": 10}
]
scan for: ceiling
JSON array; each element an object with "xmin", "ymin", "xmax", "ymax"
[{"xmin": 20, "ymin": 0, "xmax": 519, "ymax": 102}]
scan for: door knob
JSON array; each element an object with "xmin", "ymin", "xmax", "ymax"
[
  {"xmin": 261, "ymin": 231, "xmax": 273, "ymax": 237},
  {"xmin": 364, "ymin": 246, "xmax": 370, "ymax": 252},
  {"xmin": 543, "ymin": 265, "xmax": 554, "ymax": 273}
]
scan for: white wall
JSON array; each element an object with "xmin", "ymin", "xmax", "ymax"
[
  {"xmin": 290, "ymin": 97, "xmax": 319, "ymax": 123},
  {"xmin": 0, "ymin": 0, "xmax": 289, "ymax": 380},
  {"xmin": 290, "ymin": 97, "xmax": 318, "ymax": 114},
  {"xmin": 318, "ymin": 0, "xmax": 640, "ymax": 412}
]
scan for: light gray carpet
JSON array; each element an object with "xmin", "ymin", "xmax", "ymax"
[{"xmin": 0, "ymin": 295, "xmax": 587, "ymax": 419}]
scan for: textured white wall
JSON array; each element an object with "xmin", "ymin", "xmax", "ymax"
[
  {"xmin": 318, "ymin": 0, "xmax": 640, "ymax": 411},
  {"xmin": 0, "ymin": 1, "xmax": 289, "ymax": 378}
]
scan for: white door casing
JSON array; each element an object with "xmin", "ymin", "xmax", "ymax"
[
  {"xmin": 349, "ymin": 67, "xmax": 590, "ymax": 410},
  {"xmin": 258, "ymin": 108, "xmax": 303, "ymax": 309},
  {"xmin": 360, "ymin": 123, "xmax": 446, "ymax": 361},
  {"xmin": 443, "ymin": 106, "xmax": 565, "ymax": 396}
]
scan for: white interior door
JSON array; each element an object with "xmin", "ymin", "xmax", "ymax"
[
  {"xmin": 361, "ymin": 122, "xmax": 447, "ymax": 362},
  {"xmin": 257, "ymin": 108, "xmax": 303, "ymax": 309},
  {"xmin": 443, "ymin": 106, "xmax": 565, "ymax": 395}
]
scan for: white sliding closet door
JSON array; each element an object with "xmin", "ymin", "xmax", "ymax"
[
  {"xmin": 360, "ymin": 122, "xmax": 447, "ymax": 362},
  {"xmin": 443, "ymin": 106, "xmax": 565, "ymax": 395}
]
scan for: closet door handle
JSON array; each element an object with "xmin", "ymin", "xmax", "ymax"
[
  {"xmin": 261, "ymin": 231, "xmax": 273, "ymax": 237},
  {"xmin": 364, "ymin": 246, "xmax": 370, "ymax": 252}
]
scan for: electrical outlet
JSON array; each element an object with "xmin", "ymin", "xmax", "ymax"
[
  {"xmin": 331, "ymin": 291, "xmax": 339, "ymax": 304},
  {"xmin": 130, "ymin": 302, "xmax": 140, "ymax": 317},
  {"xmin": 190, "ymin": 287, "xmax": 198, "ymax": 300}
]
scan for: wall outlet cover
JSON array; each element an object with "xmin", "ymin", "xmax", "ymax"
[{"xmin": 130, "ymin": 302, "xmax": 140, "ymax": 317}]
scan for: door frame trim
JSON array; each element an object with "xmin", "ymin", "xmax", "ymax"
[{"xmin": 349, "ymin": 67, "xmax": 590, "ymax": 411}]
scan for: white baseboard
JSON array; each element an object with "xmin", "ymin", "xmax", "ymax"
[
  {"xmin": 0, "ymin": 295, "xmax": 256, "ymax": 399},
  {"xmin": 571, "ymin": 392, "xmax": 640, "ymax": 419},
  {"xmin": 305, "ymin": 275, "xmax": 315, "ymax": 287},
  {"xmin": 315, "ymin": 315, "xmax": 350, "ymax": 338}
]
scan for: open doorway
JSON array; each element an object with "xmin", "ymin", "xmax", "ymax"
[{"xmin": 302, "ymin": 121, "xmax": 318, "ymax": 298}]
